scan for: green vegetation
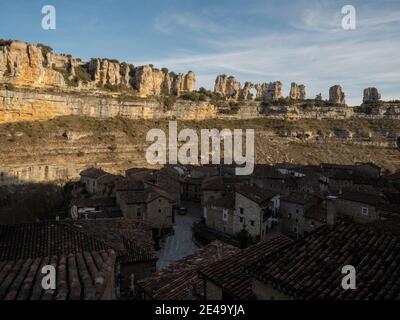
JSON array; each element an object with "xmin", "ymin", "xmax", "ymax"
[
  {"xmin": 0, "ymin": 39, "xmax": 12, "ymax": 47},
  {"xmin": 157, "ymin": 95, "xmax": 177, "ymax": 111},
  {"xmin": 74, "ymin": 65, "xmax": 92, "ymax": 84},
  {"xmin": 52, "ymin": 64, "xmax": 92, "ymax": 86},
  {"xmin": 0, "ymin": 183, "xmax": 71, "ymax": 224}
]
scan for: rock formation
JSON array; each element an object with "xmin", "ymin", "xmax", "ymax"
[
  {"xmin": 363, "ymin": 87, "xmax": 381, "ymax": 103},
  {"xmin": 0, "ymin": 40, "xmax": 195, "ymax": 97},
  {"xmin": 214, "ymin": 75, "xmax": 241, "ymax": 99},
  {"xmin": 264, "ymin": 81, "xmax": 283, "ymax": 101},
  {"xmin": 329, "ymin": 85, "xmax": 346, "ymax": 105},
  {"xmin": 289, "ymin": 82, "xmax": 306, "ymax": 100},
  {"xmin": 240, "ymin": 82, "xmax": 265, "ymax": 100},
  {"xmin": 0, "ymin": 40, "xmax": 65, "ymax": 88}
]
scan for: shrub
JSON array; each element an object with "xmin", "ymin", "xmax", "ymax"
[
  {"xmin": 161, "ymin": 95, "xmax": 176, "ymax": 110},
  {"xmin": 74, "ymin": 65, "xmax": 91, "ymax": 84},
  {"xmin": 0, "ymin": 39, "xmax": 12, "ymax": 47}
]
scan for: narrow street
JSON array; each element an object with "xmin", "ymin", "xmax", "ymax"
[{"xmin": 156, "ymin": 201, "xmax": 203, "ymax": 270}]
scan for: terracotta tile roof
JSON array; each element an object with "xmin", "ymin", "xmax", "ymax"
[
  {"xmin": 253, "ymin": 165, "xmax": 285, "ymax": 179},
  {"xmin": 236, "ymin": 183, "xmax": 277, "ymax": 205},
  {"xmin": 70, "ymin": 197, "xmax": 116, "ymax": 208},
  {"xmin": 118, "ymin": 186, "xmax": 173, "ymax": 205},
  {"xmin": 247, "ymin": 220, "xmax": 400, "ymax": 300},
  {"xmin": 208, "ymin": 194, "xmax": 236, "ymax": 210},
  {"xmin": 0, "ymin": 249, "xmax": 116, "ymax": 300},
  {"xmin": 339, "ymin": 190, "xmax": 384, "ymax": 206},
  {"xmin": 137, "ymin": 241, "xmax": 239, "ymax": 300},
  {"xmin": 281, "ymin": 192, "xmax": 318, "ymax": 206},
  {"xmin": 67, "ymin": 219, "xmax": 156, "ymax": 263},
  {"xmin": 201, "ymin": 176, "xmax": 243, "ymax": 191},
  {"xmin": 386, "ymin": 172, "xmax": 400, "ymax": 181},
  {"xmin": 201, "ymin": 176, "xmax": 225, "ymax": 191},
  {"xmin": 79, "ymin": 167, "xmax": 108, "ymax": 179},
  {"xmin": 96, "ymin": 173, "xmax": 124, "ymax": 186},
  {"xmin": 0, "ymin": 222, "xmax": 109, "ymax": 262},
  {"xmin": 115, "ymin": 177, "xmax": 145, "ymax": 191},
  {"xmin": 198, "ymin": 235, "xmax": 293, "ymax": 299}
]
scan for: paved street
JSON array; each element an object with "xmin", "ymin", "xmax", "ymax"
[{"xmin": 156, "ymin": 201, "xmax": 202, "ymax": 270}]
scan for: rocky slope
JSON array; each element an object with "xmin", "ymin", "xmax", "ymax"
[{"xmin": 0, "ymin": 116, "xmax": 399, "ymax": 185}]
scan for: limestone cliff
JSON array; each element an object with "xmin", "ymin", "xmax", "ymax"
[
  {"xmin": 0, "ymin": 41, "xmax": 66, "ymax": 88},
  {"xmin": 329, "ymin": 85, "xmax": 346, "ymax": 105},
  {"xmin": 289, "ymin": 82, "xmax": 306, "ymax": 100},
  {"xmin": 363, "ymin": 87, "xmax": 381, "ymax": 103},
  {"xmin": 214, "ymin": 75, "xmax": 241, "ymax": 99},
  {"xmin": 0, "ymin": 40, "xmax": 196, "ymax": 97}
]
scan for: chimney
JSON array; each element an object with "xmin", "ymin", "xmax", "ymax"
[{"xmin": 326, "ymin": 197, "xmax": 337, "ymax": 225}]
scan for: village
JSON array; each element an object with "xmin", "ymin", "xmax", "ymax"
[{"xmin": 1, "ymin": 159, "xmax": 400, "ymax": 300}]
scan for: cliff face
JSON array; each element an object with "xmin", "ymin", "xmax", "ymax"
[
  {"xmin": 0, "ymin": 117, "xmax": 399, "ymax": 185},
  {"xmin": 0, "ymin": 88, "xmax": 217, "ymax": 123},
  {"xmin": 0, "ymin": 41, "xmax": 66, "ymax": 88},
  {"xmin": 0, "ymin": 40, "xmax": 196, "ymax": 97}
]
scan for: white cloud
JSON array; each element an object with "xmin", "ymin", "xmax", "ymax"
[{"xmin": 138, "ymin": 2, "xmax": 400, "ymax": 105}]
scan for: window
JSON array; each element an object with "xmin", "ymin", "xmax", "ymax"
[
  {"xmin": 137, "ymin": 208, "xmax": 141, "ymax": 217},
  {"xmin": 311, "ymin": 220, "xmax": 314, "ymax": 227},
  {"xmin": 158, "ymin": 209, "xmax": 161, "ymax": 213},
  {"xmin": 288, "ymin": 212, "xmax": 292, "ymax": 218},
  {"xmin": 250, "ymin": 220, "xmax": 255, "ymax": 226},
  {"xmin": 362, "ymin": 207, "xmax": 369, "ymax": 216},
  {"xmin": 222, "ymin": 210, "xmax": 228, "ymax": 222},
  {"xmin": 293, "ymin": 226, "xmax": 298, "ymax": 233},
  {"xmin": 239, "ymin": 208, "xmax": 244, "ymax": 214},
  {"xmin": 239, "ymin": 217, "xmax": 244, "ymax": 223}
]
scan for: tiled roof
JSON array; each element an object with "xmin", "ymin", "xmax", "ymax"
[
  {"xmin": 115, "ymin": 178, "xmax": 145, "ymax": 191},
  {"xmin": 67, "ymin": 219, "xmax": 156, "ymax": 263},
  {"xmin": 281, "ymin": 192, "xmax": 318, "ymax": 206},
  {"xmin": 0, "ymin": 249, "xmax": 116, "ymax": 300},
  {"xmin": 137, "ymin": 241, "xmax": 239, "ymax": 300},
  {"xmin": 118, "ymin": 185, "xmax": 173, "ymax": 205},
  {"xmin": 236, "ymin": 183, "xmax": 277, "ymax": 205},
  {"xmin": 201, "ymin": 176, "xmax": 225, "ymax": 191},
  {"xmin": 198, "ymin": 235, "xmax": 293, "ymax": 299},
  {"xmin": 208, "ymin": 194, "xmax": 236, "ymax": 210},
  {"xmin": 253, "ymin": 165, "xmax": 285, "ymax": 179},
  {"xmin": 79, "ymin": 167, "xmax": 108, "ymax": 179},
  {"xmin": 339, "ymin": 190, "xmax": 384, "ymax": 206},
  {"xmin": 96, "ymin": 173, "xmax": 123, "ymax": 186},
  {"xmin": 0, "ymin": 222, "xmax": 109, "ymax": 262},
  {"xmin": 70, "ymin": 197, "xmax": 116, "ymax": 208},
  {"xmin": 247, "ymin": 220, "xmax": 400, "ymax": 300}
]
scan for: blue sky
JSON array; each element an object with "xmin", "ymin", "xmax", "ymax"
[{"xmin": 1, "ymin": 0, "xmax": 400, "ymax": 105}]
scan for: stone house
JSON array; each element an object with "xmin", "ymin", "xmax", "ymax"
[
  {"xmin": 180, "ymin": 175, "xmax": 202, "ymax": 202},
  {"xmin": 246, "ymin": 220, "xmax": 400, "ymax": 300},
  {"xmin": 198, "ymin": 235, "xmax": 292, "ymax": 300},
  {"xmin": 250, "ymin": 165, "xmax": 290, "ymax": 195},
  {"xmin": 137, "ymin": 241, "xmax": 238, "ymax": 300},
  {"xmin": 116, "ymin": 178, "xmax": 174, "ymax": 236},
  {"xmin": 279, "ymin": 192, "xmax": 326, "ymax": 239},
  {"xmin": 234, "ymin": 184, "xmax": 280, "ymax": 240},
  {"xmin": 204, "ymin": 194, "xmax": 236, "ymax": 235},
  {"xmin": 201, "ymin": 175, "xmax": 242, "ymax": 206},
  {"xmin": 333, "ymin": 190, "xmax": 384, "ymax": 223},
  {"xmin": 96, "ymin": 173, "xmax": 124, "ymax": 197},
  {"xmin": 79, "ymin": 167, "xmax": 108, "ymax": 194},
  {"xmin": 69, "ymin": 197, "xmax": 121, "ymax": 219}
]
